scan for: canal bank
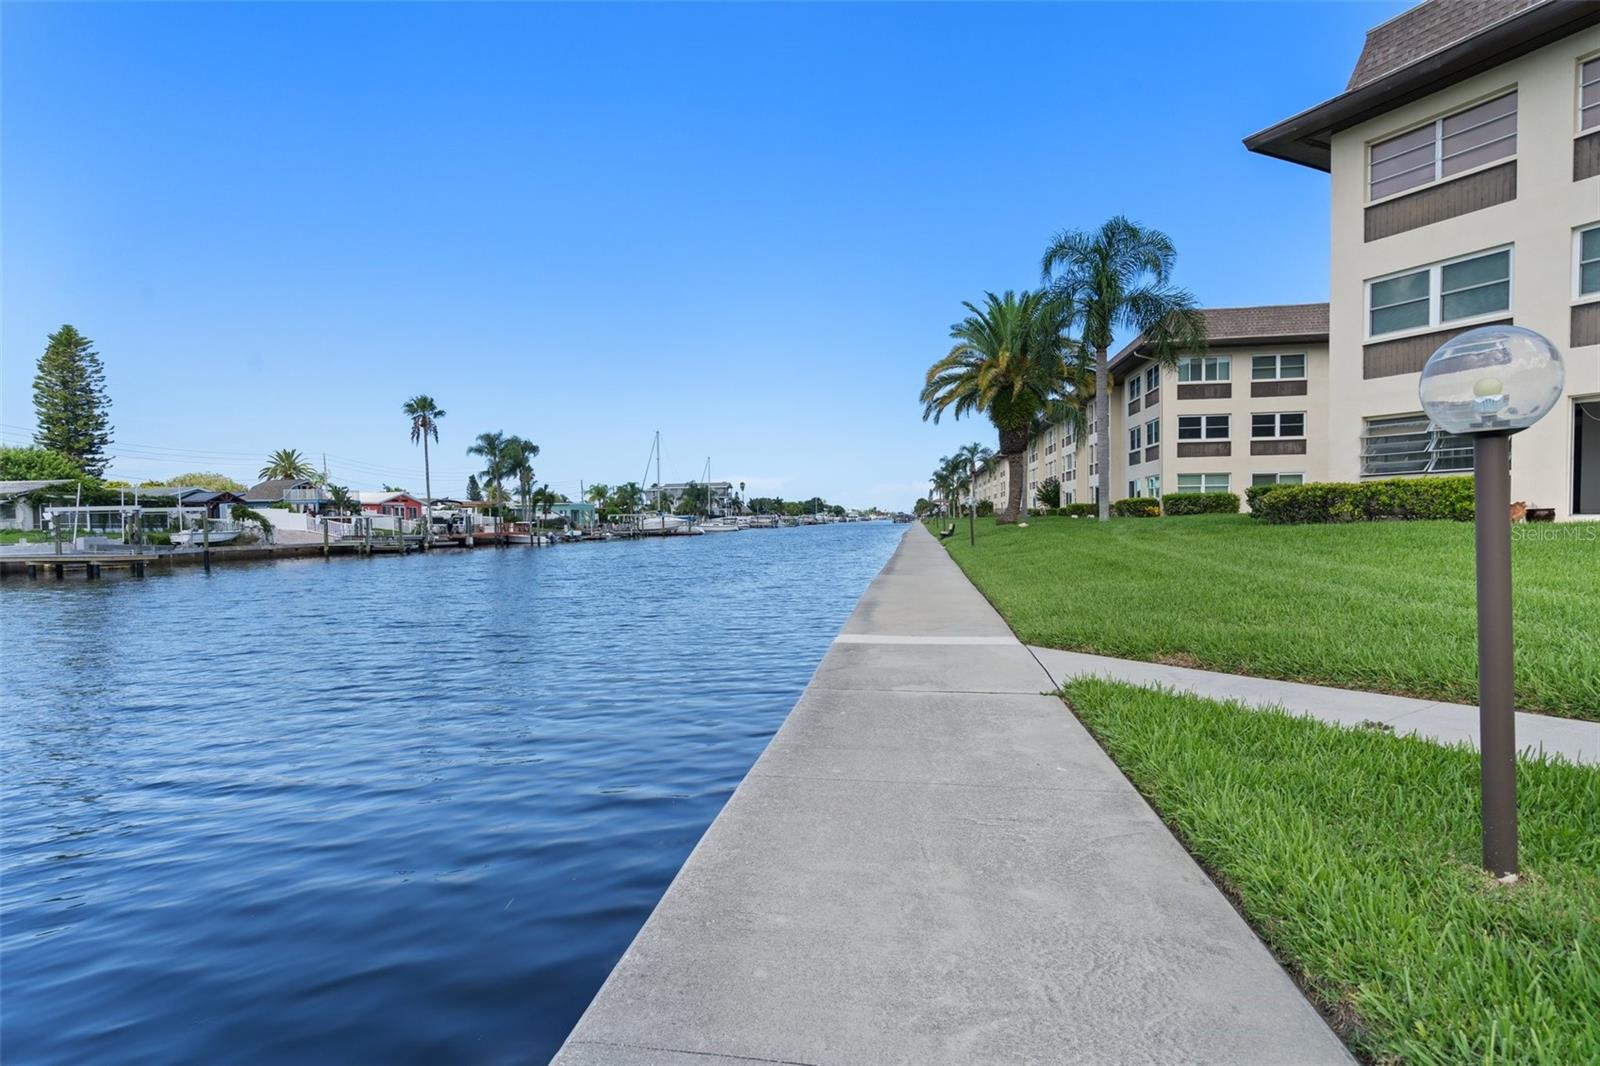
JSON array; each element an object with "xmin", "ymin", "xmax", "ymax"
[{"xmin": 553, "ymin": 525, "xmax": 1350, "ymax": 1064}]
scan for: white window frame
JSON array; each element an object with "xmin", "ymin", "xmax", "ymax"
[
  {"xmin": 1580, "ymin": 54, "xmax": 1600, "ymax": 134},
  {"xmin": 1251, "ymin": 473, "xmax": 1305, "ymax": 487},
  {"xmin": 1144, "ymin": 365, "xmax": 1160, "ymax": 393},
  {"xmin": 1176, "ymin": 473, "xmax": 1230, "ymax": 494},
  {"xmin": 1178, "ymin": 414, "xmax": 1230, "ymax": 440},
  {"xmin": 1177, "ymin": 355, "xmax": 1230, "ymax": 383},
  {"xmin": 1251, "ymin": 353, "xmax": 1307, "ymax": 381},
  {"xmin": 1251, "ymin": 412, "xmax": 1306, "ymax": 440},
  {"xmin": 1576, "ymin": 223, "xmax": 1600, "ymax": 304},
  {"xmin": 1145, "ymin": 418, "xmax": 1160, "ymax": 445},
  {"xmin": 1129, "ymin": 426, "xmax": 1142, "ymax": 452},
  {"xmin": 1128, "ymin": 375, "xmax": 1142, "ymax": 408},
  {"xmin": 1144, "ymin": 475, "xmax": 1160, "ymax": 499},
  {"xmin": 1361, "ymin": 413, "xmax": 1474, "ymax": 477},
  {"xmin": 1366, "ymin": 89, "xmax": 1518, "ymax": 205},
  {"xmin": 1365, "ymin": 245, "xmax": 1514, "ymax": 342},
  {"xmin": 1129, "ymin": 480, "xmax": 1139, "ymax": 498}
]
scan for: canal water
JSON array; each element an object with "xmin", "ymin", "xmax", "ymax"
[{"xmin": 1, "ymin": 522, "xmax": 905, "ymax": 1064}]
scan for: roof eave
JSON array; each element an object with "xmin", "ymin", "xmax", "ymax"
[{"xmin": 1244, "ymin": 0, "xmax": 1600, "ymax": 172}]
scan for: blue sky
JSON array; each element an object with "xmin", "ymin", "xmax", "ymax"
[{"xmin": 1, "ymin": 1, "xmax": 1405, "ymax": 508}]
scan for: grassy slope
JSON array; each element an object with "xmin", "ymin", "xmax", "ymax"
[
  {"xmin": 1063, "ymin": 678, "xmax": 1600, "ymax": 1066},
  {"xmin": 940, "ymin": 515, "xmax": 1599, "ymax": 718}
]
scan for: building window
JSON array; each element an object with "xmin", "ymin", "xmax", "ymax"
[
  {"xmin": 1129, "ymin": 426, "xmax": 1142, "ymax": 451},
  {"xmin": 1064, "ymin": 488, "xmax": 1075, "ymax": 504},
  {"xmin": 1251, "ymin": 412, "xmax": 1306, "ymax": 439},
  {"xmin": 1251, "ymin": 353, "xmax": 1306, "ymax": 380},
  {"xmin": 1145, "ymin": 365, "xmax": 1160, "ymax": 393},
  {"xmin": 1178, "ymin": 414, "xmax": 1230, "ymax": 440},
  {"xmin": 1582, "ymin": 57, "xmax": 1600, "ymax": 132},
  {"xmin": 1145, "ymin": 476, "xmax": 1160, "ymax": 498},
  {"xmin": 1177, "ymin": 473, "xmax": 1230, "ymax": 494},
  {"xmin": 1361, "ymin": 413, "xmax": 1474, "ymax": 476},
  {"xmin": 1367, "ymin": 247, "xmax": 1512, "ymax": 338},
  {"xmin": 1252, "ymin": 473, "xmax": 1305, "ymax": 487},
  {"xmin": 1368, "ymin": 91, "xmax": 1517, "ymax": 201},
  {"xmin": 1578, "ymin": 225, "xmax": 1600, "ymax": 300},
  {"xmin": 1177, "ymin": 355, "xmax": 1230, "ymax": 382},
  {"xmin": 1128, "ymin": 375, "xmax": 1142, "ymax": 409},
  {"xmin": 1145, "ymin": 418, "xmax": 1160, "ymax": 445},
  {"xmin": 1129, "ymin": 480, "xmax": 1138, "ymax": 498}
]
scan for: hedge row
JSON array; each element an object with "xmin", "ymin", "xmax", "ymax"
[
  {"xmin": 1160, "ymin": 492, "xmax": 1240, "ymax": 516},
  {"xmin": 1247, "ymin": 476, "xmax": 1474, "ymax": 524},
  {"xmin": 1111, "ymin": 497, "xmax": 1161, "ymax": 518}
]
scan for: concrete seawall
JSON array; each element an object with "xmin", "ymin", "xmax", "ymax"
[{"xmin": 553, "ymin": 525, "xmax": 1351, "ymax": 1065}]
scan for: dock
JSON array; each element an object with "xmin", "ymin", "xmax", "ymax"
[{"xmin": 553, "ymin": 524, "xmax": 1350, "ymax": 1065}]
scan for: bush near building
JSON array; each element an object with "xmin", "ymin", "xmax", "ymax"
[
  {"xmin": 1111, "ymin": 497, "xmax": 1161, "ymax": 517},
  {"xmin": 976, "ymin": 499, "xmax": 995, "ymax": 517},
  {"xmin": 1051, "ymin": 503, "xmax": 1097, "ymax": 517},
  {"xmin": 1249, "ymin": 476, "xmax": 1474, "ymax": 524},
  {"xmin": 1161, "ymin": 491, "xmax": 1239, "ymax": 516}
]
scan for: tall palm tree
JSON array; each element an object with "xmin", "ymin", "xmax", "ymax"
[
  {"xmin": 467, "ymin": 431, "xmax": 509, "ymax": 528},
  {"xmin": 585, "ymin": 483, "xmax": 610, "ymax": 520},
  {"xmin": 259, "ymin": 448, "xmax": 315, "ymax": 481},
  {"xmin": 403, "ymin": 395, "xmax": 445, "ymax": 543},
  {"xmin": 954, "ymin": 441, "xmax": 994, "ymax": 544},
  {"xmin": 504, "ymin": 436, "xmax": 540, "ymax": 527},
  {"xmin": 920, "ymin": 290, "xmax": 1069, "ymax": 524},
  {"xmin": 610, "ymin": 482, "xmax": 643, "ymax": 514},
  {"xmin": 1041, "ymin": 216, "xmax": 1207, "ymax": 521}
]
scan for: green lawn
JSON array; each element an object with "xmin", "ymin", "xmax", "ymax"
[
  {"xmin": 1063, "ymin": 678, "xmax": 1600, "ymax": 1066},
  {"xmin": 938, "ymin": 515, "xmax": 1599, "ymax": 718}
]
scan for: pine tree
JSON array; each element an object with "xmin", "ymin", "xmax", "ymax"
[
  {"xmin": 33, "ymin": 325, "xmax": 113, "ymax": 477},
  {"xmin": 466, "ymin": 474, "xmax": 483, "ymax": 501}
]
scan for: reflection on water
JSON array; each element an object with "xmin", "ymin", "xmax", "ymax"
[{"xmin": 1, "ymin": 523, "xmax": 903, "ymax": 1064}]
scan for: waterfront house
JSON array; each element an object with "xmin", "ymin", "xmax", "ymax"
[
  {"xmin": 546, "ymin": 500, "xmax": 597, "ymax": 528},
  {"xmin": 244, "ymin": 477, "xmax": 329, "ymax": 513},
  {"xmin": 1246, "ymin": 0, "xmax": 1600, "ymax": 518},
  {"xmin": 0, "ymin": 480, "xmax": 75, "ymax": 531},
  {"xmin": 355, "ymin": 491, "xmax": 424, "ymax": 522}
]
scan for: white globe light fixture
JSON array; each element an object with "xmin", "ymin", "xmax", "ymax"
[
  {"xmin": 1418, "ymin": 325, "xmax": 1563, "ymax": 880},
  {"xmin": 1419, "ymin": 325, "xmax": 1564, "ymax": 435}
]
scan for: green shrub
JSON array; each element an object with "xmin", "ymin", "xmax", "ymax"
[
  {"xmin": 976, "ymin": 499, "xmax": 995, "ymax": 517},
  {"xmin": 1111, "ymin": 497, "xmax": 1161, "ymax": 518},
  {"xmin": 1251, "ymin": 476, "xmax": 1474, "ymax": 524},
  {"xmin": 1034, "ymin": 476, "xmax": 1061, "ymax": 509},
  {"xmin": 1061, "ymin": 503, "xmax": 1098, "ymax": 518},
  {"xmin": 1162, "ymin": 492, "xmax": 1239, "ymax": 516},
  {"xmin": 145, "ymin": 531, "xmax": 172, "ymax": 546}
]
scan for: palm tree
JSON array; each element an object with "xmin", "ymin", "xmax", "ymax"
[
  {"xmin": 920, "ymin": 291, "xmax": 1069, "ymax": 524},
  {"xmin": 403, "ymin": 395, "xmax": 445, "ymax": 543},
  {"xmin": 1041, "ymin": 216, "xmax": 1207, "ymax": 521},
  {"xmin": 504, "ymin": 436, "xmax": 540, "ymax": 527},
  {"xmin": 610, "ymin": 482, "xmax": 643, "ymax": 514},
  {"xmin": 259, "ymin": 448, "xmax": 315, "ymax": 481},
  {"xmin": 326, "ymin": 484, "xmax": 358, "ymax": 516},
  {"xmin": 467, "ymin": 431, "xmax": 509, "ymax": 530},
  {"xmin": 585, "ymin": 483, "xmax": 610, "ymax": 520},
  {"xmin": 954, "ymin": 441, "xmax": 995, "ymax": 544}
]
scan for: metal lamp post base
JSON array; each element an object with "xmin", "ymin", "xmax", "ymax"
[{"xmin": 1473, "ymin": 431, "xmax": 1518, "ymax": 877}]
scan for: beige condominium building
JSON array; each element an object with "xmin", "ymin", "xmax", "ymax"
[
  {"xmin": 1248, "ymin": 0, "xmax": 1600, "ymax": 519},
  {"xmin": 968, "ymin": 304, "xmax": 1331, "ymax": 512}
]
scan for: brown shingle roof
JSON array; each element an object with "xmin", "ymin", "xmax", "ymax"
[
  {"xmin": 1107, "ymin": 303, "xmax": 1329, "ymax": 377},
  {"xmin": 1346, "ymin": 0, "xmax": 1542, "ymax": 89}
]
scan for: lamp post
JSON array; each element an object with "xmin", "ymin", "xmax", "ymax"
[{"xmin": 1418, "ymin": 325, "xmax": 1564, "ymax": 879}]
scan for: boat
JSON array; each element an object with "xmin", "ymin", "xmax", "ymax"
[
  {"xmin": 699, "ymin": 518, "xmax": 740, "ymax": 533},
  {"xmin": 170, "ymin": 524, "xmax": 242, "ymax": 547}
]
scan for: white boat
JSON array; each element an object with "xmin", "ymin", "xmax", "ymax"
[
  {"xmin": 171, "ymin": 526, "xmax": 241, "ymax": 547},
  {"xmin": 638, "ymin": 513, "xmax": 701, "ymax": 535},
  {"xmin": 700, "ymin": 518, "xmax": 740, "ymax": 533}
]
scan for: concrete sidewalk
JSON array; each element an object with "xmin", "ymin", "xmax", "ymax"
[
  {"xmin": 554, "ymin": 525, "xmax": 1351, "ymax": 1065},
  {"xmin": 1030, "ymin": 647, "xmax": 1600, "ymax": 766}
]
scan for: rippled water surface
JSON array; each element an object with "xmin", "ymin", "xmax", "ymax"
[{"xmin": 1, "ymin": 523, "xmax": 904, "ymax": 1064}]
